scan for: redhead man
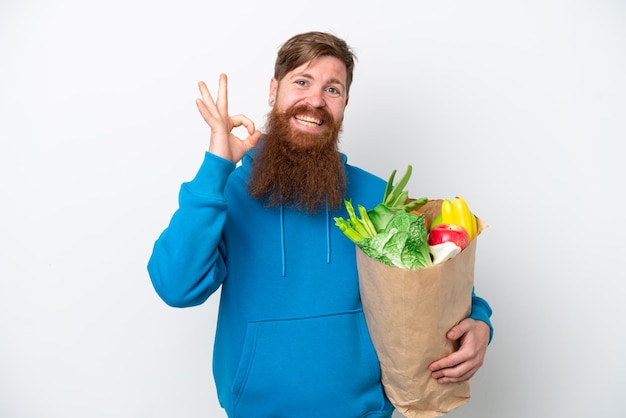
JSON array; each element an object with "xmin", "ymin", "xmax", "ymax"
[{"xmin": 148, "ymin": 31, "xmax": 492, "ymax": 418}]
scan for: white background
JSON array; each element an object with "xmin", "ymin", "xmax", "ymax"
[{"xmin": 1, "ymin": 1, "xmax": 625, "ymax": 417}]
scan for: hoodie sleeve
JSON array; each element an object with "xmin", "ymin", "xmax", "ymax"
[
  {"xmin": 147, "ymin": 152, "xmax": 236, "ymax": 308},
  {"xmin": 469, "ymin": 288, "xmax": 494, "ymax": 342}
]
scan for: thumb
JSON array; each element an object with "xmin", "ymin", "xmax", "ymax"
[
  {"xmin": 247, "ymin": 130, "xmax": 262, "ymax": 147},
  {"xmin": 447, "ymin": 319, "xmax": 470, "ymax": 340}
]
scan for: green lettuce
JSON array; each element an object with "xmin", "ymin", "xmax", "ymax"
[
  {"xmin": 358, "ymin": 212, "xmax": 432, "ymax": 270},
  {"xmin": 333, "ymin": 165, "xmax": 432, "ymax": 270}
]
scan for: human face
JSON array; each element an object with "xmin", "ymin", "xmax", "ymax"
[{"xmin": 269, "ymin": 56, "xmax": 349, "ymax": 136}]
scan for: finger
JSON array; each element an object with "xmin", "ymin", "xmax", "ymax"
[
  {"xmin": 195, "ymin": 98, "xmax": 219, "ymax": 127},
  {"xmin": 246, "ymin": 130, "xmax": 263, "ymax": 148},
  {"xmin": 447, "ymin": 319, "xmax": 471, "ymax": 340},
  {"xmin": 429, "ymin": 350, "xmax": 462, "ymax": 373},
  {"xmin": 230, "ymin": 114, "xmax": 257, "ymax": 135},
  {"xmin": 436, "ymin": 368, "xmax": 476, "ymax": 384},
  {"xmin": 217, "ymin": 73, "xmax": 229, "ymax": 115},
  {"xmin": 197, "ymin": 81, "xmax": 216, "ymax": 107},
  {"xmin": 431, "ymin": 356, "xmax": 473, "ymax": 380}
]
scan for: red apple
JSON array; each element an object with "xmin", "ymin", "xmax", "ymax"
[{"xmin": 428, "ymin": 224, "xmax": 470, "ymax": 250}]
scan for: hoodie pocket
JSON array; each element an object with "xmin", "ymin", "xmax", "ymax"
[{"xmin": 230, "ymin": 310, "xmax": 389, "ymax": 418}]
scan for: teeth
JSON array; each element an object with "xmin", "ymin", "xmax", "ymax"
[{"xmin": 295, "ymin": 115, "xmax": 322, "ymax": 127}]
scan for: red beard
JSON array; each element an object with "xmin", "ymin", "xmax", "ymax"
[{"xmin": 247, "ymin": 104, "xmax": 347, "ymax": 214}]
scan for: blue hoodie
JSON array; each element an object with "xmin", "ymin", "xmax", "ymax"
[{"xmin": 148, "ymin": 148, "xmax": 493, "ymax": 418}]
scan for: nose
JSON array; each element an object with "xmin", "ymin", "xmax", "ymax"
[{"xmin": 305, "ymin": 89, "xmax": 326, "ymax": 108}]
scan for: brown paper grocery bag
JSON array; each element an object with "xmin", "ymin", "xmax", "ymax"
[{"xmin": 357, "ymin": 200, "xmax": 487, "ymax": 418}]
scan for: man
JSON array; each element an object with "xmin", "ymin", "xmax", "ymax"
[{"xmin": 148, "ymin": 31, "xmax": 492, "ymax": 418}]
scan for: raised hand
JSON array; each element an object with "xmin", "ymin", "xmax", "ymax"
[{"xmin": 195, "ymin": 74, "xmax": 262, "ymax": 163}]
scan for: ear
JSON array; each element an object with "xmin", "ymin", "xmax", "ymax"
[
  {"xmin": 269, "ymin": 78, "xmax": 278, "ymax": 105},
  {"xmin": 344, "ymin": 95, "xmax": 349, "ymax": 107}
]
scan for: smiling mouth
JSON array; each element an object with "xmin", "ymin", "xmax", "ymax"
[{"xmin": 294, "ymin": 115, "xmax": 323, "ymax": 127}]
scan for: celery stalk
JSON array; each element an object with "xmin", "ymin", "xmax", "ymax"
[
  {"xmin": 345, "ymin": 199, "xmax": 372, "ymax": 239},
  {"xmin": 334, "ymin": 218, "xmax": 367, "ymax": 243}
]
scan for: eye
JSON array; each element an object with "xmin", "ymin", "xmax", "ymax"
[
  {"xmin": 296, "ymin": 79, "xmax": 308, "ymax": 87},
  {"xmin": 327, "ymin": 86, "xmax": 342, "ymax": 96}
]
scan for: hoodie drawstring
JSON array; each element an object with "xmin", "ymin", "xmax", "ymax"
[
  {"xmin": 325, "ymin": 201, "xmax": 331, "ymax": 264},
  {"xmin": 280, "ymin": 204, "xmax": 286, "ymax": 277},
  {"xmin": 279, "ymin": 203, "xmax": 332, "ymax": 277}
]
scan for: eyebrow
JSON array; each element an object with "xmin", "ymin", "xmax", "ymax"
[{"xmin": 290, "ymin": 71, "xmax": 346, "ymax": 91}]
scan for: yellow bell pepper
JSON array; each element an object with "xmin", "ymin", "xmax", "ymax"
[
  {"xmin": 440, "ymin": 199, "xmax": 457, "ymax": 225},
  {"xmin": 453, "ymin": 196, "xmax": 476, "ymax": 240},
  {"xmin": 439, "ymin": 196, "xmax": 477, "ymax": 240}
]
